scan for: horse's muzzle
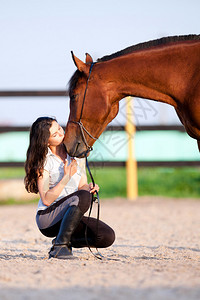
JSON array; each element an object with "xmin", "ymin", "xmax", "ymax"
[
  {"xmin": 63, "ymin": 137, "xmax": 89, "ymax": 158},
  {"xmin": 64, "ymin": 122, "xmax": 94, "ymax": 158}
]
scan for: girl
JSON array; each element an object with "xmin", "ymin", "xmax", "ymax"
[{"xmin": 24, "ymin": 117, "xmax": 115, "ymax": 259}]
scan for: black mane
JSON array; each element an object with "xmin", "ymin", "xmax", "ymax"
[
  {"xmin": 68, "ymin": 69, "xmax": 87, "ymax": 97},
  {"xmin": 97, "ymin": 34, "xmax": 200, "ymax": 62}
]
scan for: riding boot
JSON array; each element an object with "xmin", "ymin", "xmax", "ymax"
[
  {"xmin": 49, "ymin": 205, "xmax": 83, "ymax": 259},
  {"xmin": 70, "ymin": 235, "xmax": 96, "ymax": 248}
]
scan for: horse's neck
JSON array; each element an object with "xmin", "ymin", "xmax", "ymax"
[{"xmin": 100, "ymin": 43, "xmax": 199, "ymax": 108}]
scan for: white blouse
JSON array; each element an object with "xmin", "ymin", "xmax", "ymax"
[{"xmin": 37, "ymin": 148, "xmax": 85, "ymax": 211}]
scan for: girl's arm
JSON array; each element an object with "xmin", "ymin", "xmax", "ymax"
[
  {"xmin": 78, "ymin": 173, "xmax": 89, "ymax": 191},
  {"xmin": 78, "ymin": 160, "xmax": 99, "ymax": 193},
  {"xmin": 37, "ymin": 159, "xmax": 77, "ymax": 206}
]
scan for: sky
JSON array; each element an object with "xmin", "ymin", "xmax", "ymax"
[{"xmin": 0, "ymin": 0, "xmax": 200, "ymax": 126}]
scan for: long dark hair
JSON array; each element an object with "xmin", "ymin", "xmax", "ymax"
[{"xmin": 24, "ymin": 117, "xmax": 57, "ymax": 193}]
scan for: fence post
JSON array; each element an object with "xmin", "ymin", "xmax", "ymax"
[{"xmin": 125, "ymin": 97, "xmax": 138, "ymax": 200}]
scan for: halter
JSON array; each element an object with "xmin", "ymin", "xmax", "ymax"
[{"xmin": 68, "ymin": 62, "xmax": 97, "ymax": 152}]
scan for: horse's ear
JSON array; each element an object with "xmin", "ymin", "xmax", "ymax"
[
  {"xmin": 71, "ymin": 51, "xmax": 87, "ymax": 73},
  {"xmin": 85, "ymin": 53, "xmax": 93, "ymax": 64}
]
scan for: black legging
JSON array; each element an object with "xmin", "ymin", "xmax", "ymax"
[{"xmin": 39, "ymin": 190, "xmax": 115, "ymax": 248}]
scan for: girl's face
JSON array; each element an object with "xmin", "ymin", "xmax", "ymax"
[{"xmin": 48, "ymin": 121, "xmax": 65, "ymax": 147}]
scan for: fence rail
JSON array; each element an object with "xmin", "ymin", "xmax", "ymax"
[
  {"xmin": 0, "ymin": 90, "xmax": 68, "ymax": 97},
  {"xmin": 0, "ymin": 125, "xmax": 185, "ymax": 133},
  {"xmin": 1, "ymin": 161, "xmax": 200, "ymax": 168}
]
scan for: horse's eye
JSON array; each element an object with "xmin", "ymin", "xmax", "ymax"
[{"xmin": 71, "ymin": 94, "xmax": 78, "ymax": 102}]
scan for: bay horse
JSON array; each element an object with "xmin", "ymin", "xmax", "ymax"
[{"xmin": 64, "ymin": 35, "xmax": 200, "ymax": 158}]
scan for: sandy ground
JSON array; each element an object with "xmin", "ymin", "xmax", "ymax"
[{"xmin": 0, "ymin": 197, "xmax": 200, "ymax": 300}]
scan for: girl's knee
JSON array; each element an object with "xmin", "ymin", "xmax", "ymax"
[
  {"xmin": 104, "ymin": 227, "xmax": 115, "ymax": 247},
  {"xmin": 97, "ymin": 226, "xmax": 115, "ymax": 248},
  {"xmin": 77, "ymin": 190, "xmax": 92, "ymax": 213}
]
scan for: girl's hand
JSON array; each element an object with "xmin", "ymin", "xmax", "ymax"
[
  {"xmin": 89, "ymin": 182, "xmax": 99, "ymax": 194},
  {"xmin": 64, "ymin": 159, "xmax": 77, "ymax": 178}
]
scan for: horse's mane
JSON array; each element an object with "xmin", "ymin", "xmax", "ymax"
[
  {"xmin": 97, "ymin": 34, "xmax": 200, "ymax": 62},
  {"xmin": 68, "ymin": 34, "xmax": 200, "ymax": 93},
  {"xmin": 68, "ymin": 70, "xmax": 86, "ymax": 97}
]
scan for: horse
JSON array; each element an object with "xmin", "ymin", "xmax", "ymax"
[{"xmin": 64, "ymin": 34, "xmax": 200, "ymax": 158}]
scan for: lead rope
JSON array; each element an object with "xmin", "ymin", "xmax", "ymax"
[
  {"xmin": 84, "ymin": 155, "xmax": 120, "ymax": 262},
  {"xmin": 85, "ymin": 153, "xmax": 103, "ymax": 260}
]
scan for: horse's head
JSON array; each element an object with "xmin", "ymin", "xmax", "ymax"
[{"xmin": 64, "ymin": 52, "xmax": 119, "ymax": 158}]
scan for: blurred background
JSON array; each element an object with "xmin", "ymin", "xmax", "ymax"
[{"xmin": 1, "ymin": 0, "xmax": 200, "ymax": 202}]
